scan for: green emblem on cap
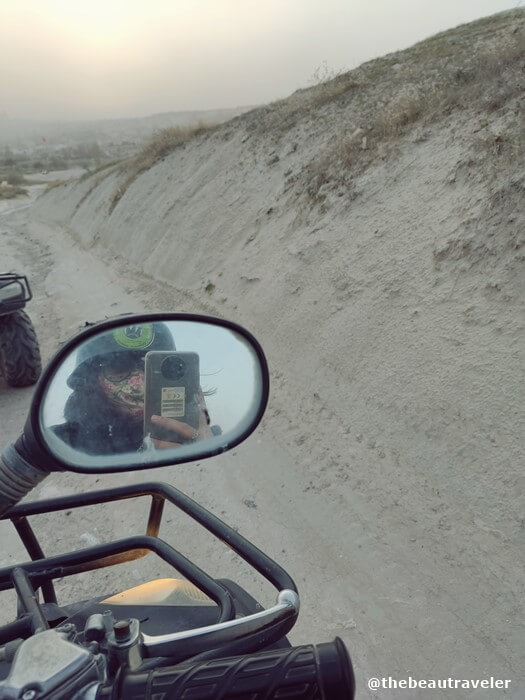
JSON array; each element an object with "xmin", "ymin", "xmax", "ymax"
[{"xmin": 113, "ymin": 324, "xmax": 155, "ymax": 349}]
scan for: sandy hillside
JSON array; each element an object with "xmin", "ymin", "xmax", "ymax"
[{"xmin": 25, "ymin": 8, "xmax": 524, "ymax": 695}]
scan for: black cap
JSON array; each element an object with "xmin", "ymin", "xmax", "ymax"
[{"xmin": 68, "ymin": 321, "xmax": 175, "ymax": 389}]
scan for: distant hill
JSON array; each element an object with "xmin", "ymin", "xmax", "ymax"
[{"xmin": 0, "ymin": 106, "xmax": 254, "ymax": 150}]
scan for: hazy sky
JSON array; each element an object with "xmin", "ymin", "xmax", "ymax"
[{"xmin": 0, "ymin": 0, "xmax": 519, "ymax": 121}]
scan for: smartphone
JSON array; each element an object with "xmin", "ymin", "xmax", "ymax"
[{"xmin": 144, "ymin": 351, "xmax": 200, "ymax": 442}]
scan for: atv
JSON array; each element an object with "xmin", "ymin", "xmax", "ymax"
[{"xmin": 0, "ymin": 273, "xmax": 42, "ymax": 387}]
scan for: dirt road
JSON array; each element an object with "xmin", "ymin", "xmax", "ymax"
[{"xmin": 0, "ymin": 184, "xmax": 523, "ymax": 698}]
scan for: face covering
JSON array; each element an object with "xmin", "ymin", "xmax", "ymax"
[{"xmin": 99, "ymin": 369, "xmax": 144, "ymax": 420}]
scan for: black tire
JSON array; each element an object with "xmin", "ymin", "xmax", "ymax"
[{"xmin": 0, "ymin": 310, "xmax": 42, "ymax": 387}]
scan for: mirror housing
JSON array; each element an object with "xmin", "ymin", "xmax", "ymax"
[{"xmin": 20, "ymin": 313, "xmax": 269, "ymax": 473}]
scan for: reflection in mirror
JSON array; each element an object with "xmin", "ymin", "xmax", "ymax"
[{"xmin": 40, "ymin": 320, "xmax": 264, "ymax": 471}]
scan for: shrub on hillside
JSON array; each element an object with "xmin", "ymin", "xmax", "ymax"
[{"xmin": 110, "ymin": 123, "xmax": 215, "ymax": 212}]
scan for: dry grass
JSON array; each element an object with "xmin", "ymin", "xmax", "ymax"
[
  {"xmin": 4, "ymin": 172, "xmax": 27, "ymax": 186},
  {"xmin": 303, "ymin": 13, "xmax": 524, "ymax": 202},
  {"xmin": 247, "ymin": 76, "xmax": 362, "ymax": 135},
  {"xmin": 369, "ymin": 23, "xmax": 524, "ymax": 132},
  {"xmin": 109, "ymin": 123, "xmax": 215, "ymax": 212},
  {"xmin": 247, "ymin": 9, "xmax": 523, "ymax": 146},
  {"xmin": 375, "ymin": 90, "xmax": 425, "ymax": 139},
  {"xmin": 0, "ymin": 184, "xmax": 28, "ymax": 199}
]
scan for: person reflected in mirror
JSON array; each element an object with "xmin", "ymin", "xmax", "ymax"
[{"xmin": 54, "ymin": 322, "xmax": 218, "ymax": 455}]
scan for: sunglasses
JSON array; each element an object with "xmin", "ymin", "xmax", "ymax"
[{"xmin": 98, "ymin": 353, "xmax": 145, "ymax": 383}]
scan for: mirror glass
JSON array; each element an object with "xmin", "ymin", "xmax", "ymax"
[{"xmin": 39, "ymin": 319, "xmax": 265, "ymax": 471}]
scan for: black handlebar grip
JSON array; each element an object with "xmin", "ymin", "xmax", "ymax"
[{"xmin": 120, "ymin": 637, "xmax": 355, "ymax": 699}]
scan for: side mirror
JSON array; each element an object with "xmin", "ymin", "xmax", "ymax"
[{"xmin": 26, "ymin": 314, "xmax": 269, "ymax": 473}]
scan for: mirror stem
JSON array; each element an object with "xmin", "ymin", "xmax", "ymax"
[{"xmin": 0, "ymin": 443, "xmax": 48, "ymax": 517}]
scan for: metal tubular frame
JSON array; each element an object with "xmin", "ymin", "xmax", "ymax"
[{"xmin": 0, "ymin": 481, "xmax": 297, "ymax": 645}]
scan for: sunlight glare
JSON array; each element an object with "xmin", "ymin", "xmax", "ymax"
[{"xmin": 38, "ymin": 0, "xmax": 144, "ymax": 50}]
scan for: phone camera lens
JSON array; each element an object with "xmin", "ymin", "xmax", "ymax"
[{"xmin": 161, "ymin": 356, "xmax": 185, "ymax": 380}]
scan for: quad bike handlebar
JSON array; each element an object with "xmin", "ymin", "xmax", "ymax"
[{"xmin": 117, "ymin": 638, "xmax": 355, "ymax": 700}]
